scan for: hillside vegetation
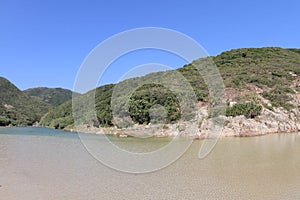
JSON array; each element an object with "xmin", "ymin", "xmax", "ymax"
[
  {"xmin": 0, "ymin": 77, "xmax": 52, "ymax": 126},
  {"xmin": 40, "ymin": 47, "xmax": 300, "ymax": 129},
  {"xmin": 24, "ymin": 87, "xmax": 75, "ymax": 106}
]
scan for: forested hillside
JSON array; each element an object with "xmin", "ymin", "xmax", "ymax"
[{"xmin": 41, "ymin": 47, "xmax": 300, "ymax": 129}]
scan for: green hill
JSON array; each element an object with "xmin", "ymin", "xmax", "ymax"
[
  {"xmin": 24, "ymin": 87, "xmax": 75, "ymax": 106},
  {"xmin": 0, "ymin": 77, "xmax": 52, "ymax": 126},
  {"xmin": 41, "ymin": 47, "xmax": 300, "ymax": 129}
]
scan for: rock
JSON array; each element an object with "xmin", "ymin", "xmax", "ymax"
[
  {"xmin": 68, "ymin": 101, "xmax": 300, "ymax": 139},
  {"xmin": 267, "ymin": 103, "xmax": 272, "ymax": 107},
  {"xmin": 32, "ymin": 121, "xmax": 39, "ymax": 127},
  {"xmin": 229, "ymin": 101, "xmax": 237, "ymax": 107},
  {"xmin": 4, "ymin": 104, "xmax": 14, "ymax": 109}
]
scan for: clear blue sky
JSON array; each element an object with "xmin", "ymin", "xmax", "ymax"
[{"xmin": 1, "ymin": 0, "xmax": 299, "ymax": 91}]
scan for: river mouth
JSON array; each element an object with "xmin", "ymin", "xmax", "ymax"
[{"xmin": 0, "ymin": 127, "xmax": 299, "ymax": 199}]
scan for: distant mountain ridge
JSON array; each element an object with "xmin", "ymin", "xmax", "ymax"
[
  {"xmin": 0, "ymin": 77, "xmax": 52, "ymax": 126},
  {"xmin": 24, "ymin": 87, "xmax": 75, "ymax": 106},
  {"xmin": 0, "ymin": 78, "xmax": 76, "ymax": 126}
]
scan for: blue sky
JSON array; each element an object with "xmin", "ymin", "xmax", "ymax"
[{"xmin": 1, "ymin": 0, "xmax": 299, "ymax": 92}]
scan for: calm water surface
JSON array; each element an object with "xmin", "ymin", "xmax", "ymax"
[{"xmin": 0, "ymin": 127, "xmax": 300, "ymax": 199}]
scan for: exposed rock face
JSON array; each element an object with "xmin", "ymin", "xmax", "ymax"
[
  {"xmin": 71, "ymin": 106, "xmax": 300, "ymax": 139},
  {"xmin": 197, "ymin": 76, "xmax": 300, "ymax": 138},
  {"xmin": 199, "ymin": 107, "xmax": 300, "ymax": 138}
]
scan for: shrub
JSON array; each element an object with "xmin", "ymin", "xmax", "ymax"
[
  {"xmin": 0, "ymin": 116, "xmax": 10, "ymax": 126},
  {"xmin": 262, "ymin": 87, "xmax": 295, "ymax": 110},
  {"xmin": 128, "ymin": 84, "xmax": 181, "ymax": 124},
  {"xmin": 226, "ymin": 102, "xmax": 262, "ymax": 118}
]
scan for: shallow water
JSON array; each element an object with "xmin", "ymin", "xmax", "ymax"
[{"xmin": 0, "ymin": 127, "xmax": 300, "ymax": 199}]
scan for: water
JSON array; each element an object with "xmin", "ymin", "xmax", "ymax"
[{"xmin": 0, "ymin": 127, "xmax": 300, "ymax": 199}]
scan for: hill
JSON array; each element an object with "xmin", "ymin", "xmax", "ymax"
[
  {"xmin": 0, "ymin": 77, "xmax": 52, "ymax": 126},
  {"xmin": 24, "ymin": 87, "xmax": 75, "ymax": 106},
  {"xmin": 41, "ymin": 47, "xmax": 300, "ymax": 134}
]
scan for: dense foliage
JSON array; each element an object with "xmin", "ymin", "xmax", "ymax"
[
  {"xmin": 24, "ymin": 87, "xmax": 76, "ymax": 106},
  {"xmin": 40, "ymin": 101, "xmax": 73, "ymax": 129},
  {"xmin": 95, "ymin": 84, "xmax": 114, "ymax": 126},
  {"xmin": 226, "ymin": 102, "xmax": 262, "ymax": 118},
  {"xmin": 0, "ymin": 77, "xmax": 51, "ymax": 126},
  {"xmin": 128, "ymin": 84, "xmax": 181, "ymax": 124}
]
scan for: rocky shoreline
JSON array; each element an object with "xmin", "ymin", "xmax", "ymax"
[
  {"xmin": 201, "ymin": 106, "xmax": 300, "ymax": 138},
  {"xmin": 64, "ymin": 106, "xmax": 300, "ymax": 139}
]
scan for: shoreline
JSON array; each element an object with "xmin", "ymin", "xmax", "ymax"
[
  {"xmin": 1, "ymin": 124, "xmax": 299, "ymax": 139},
  {"xmin": 62, "ymin": 123, "xmax": 300, "ymax": 139},
  {"xmin": 64, "ymin": 106, "xmax": 300, "ymax": 139}
]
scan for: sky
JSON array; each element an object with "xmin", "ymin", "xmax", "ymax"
[{"xmin": 1, "ymin": 0, "xmax": 300, "ymax": 92}]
